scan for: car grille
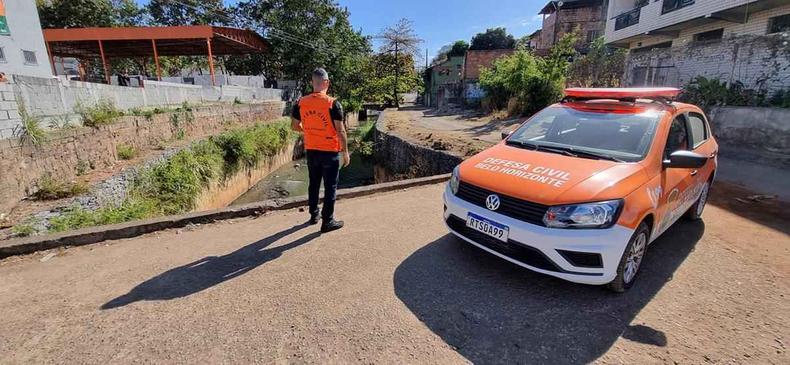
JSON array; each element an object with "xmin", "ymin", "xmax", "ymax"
[
  {"xmin": 456, "ymin": 181, "xmax": 549, "ymax": 226},
  {"xmin": 446, "ymin": 215, "xmax": 561, "ymax": 273}
]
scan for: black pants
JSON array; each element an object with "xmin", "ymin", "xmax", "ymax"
[{"xmin": 306, "ymin": 150, "xmax": 340, "ymax": 221}]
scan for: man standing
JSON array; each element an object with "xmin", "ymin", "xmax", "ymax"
[{"xmin": 291, "ymin": 68, "xmax": 350, "ymax": 233}]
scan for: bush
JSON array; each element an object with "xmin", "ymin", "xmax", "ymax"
[
  {"xmin": 31, "ymin": 174, "xmax": 89, "ymax": 201},
  {"xmin": 679, "ymin": 77, "xmax": 782, "ymax": 110},
  {"xmin": 349, "ymin": 122, "xmax": 376, "ymax": 158},
  {"xmin": 479, "ymin": 50, "xmax": 564, "ymax": 116},
  {"xmin": 77, "ymin": 99, "xmax": 124, "ymax": 127},
  {"xmin": 13, "ymin": 103, "xmax": 47, "ymax": 146},
  {"xmin": 116, "ymin": 144, "xmax": 137, "ymax": 160},
  {"xmin": 12, "ymin": 223, "xmax": 36, "ymax": 237}
]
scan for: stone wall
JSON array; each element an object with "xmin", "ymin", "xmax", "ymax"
[
  {"xmin": 373, "ymin": 110, "xmax": 463, "ymax": 182},
  {"xmin": 0, "ymin": 101, "xmax": 286, "ymax": 214},
  {"xmin": 624, "ymin": 34, "xmax": 790, "ymax": 94},
  {"xmin": 709, "ymin": 106, "xmax": 790, "ymax": 168},
  {"xmin": 0, "ymin": 74, "xmax": 285, "ymax": 139}
]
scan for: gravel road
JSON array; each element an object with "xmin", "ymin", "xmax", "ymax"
[{"xmin": 0, "ymin": 183, "xmax": 787, "ymax": 364}]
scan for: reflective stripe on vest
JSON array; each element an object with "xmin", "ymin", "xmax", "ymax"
[{"xmin": 299, "ymin": 93, "xmax": 341, "ymax": 152}]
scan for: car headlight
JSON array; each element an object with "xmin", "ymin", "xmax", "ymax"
[
  {"xmin": 449, "ymin": 166, "xmax": 460, "ymax": 195},
  {"xmin": 543, "ymin": 200, "xmax": 623, "ymax": 229}
]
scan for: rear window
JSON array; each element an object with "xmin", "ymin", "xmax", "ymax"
[{"xmin": 508, "ymin": 106, "xmax": 662, "ymax": 162}]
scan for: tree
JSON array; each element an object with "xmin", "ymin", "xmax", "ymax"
[
  {"xmin": 376, "ymin": 18, "xmax": 423, "ymax": 107},
  {"xmin": 447, "ymin": 40, "xmax": 469, "ymax": 57},
  {"xmin": 470, "ymin": 28, "xmax": 516, "ymax": 50},
  {"xmin": 568, "ymin": 37, "xmax": 626, "ymax": 87},
  {"xmin": 229, "ymin": 0, "xmax": 371, "ymax": 111},
  {"xmin": 147, "ymin": 0, "xmax": 227, "ymax": 26},
  {"xmin": 113, "ymin": 0, "xmax": 146, "ymax": 26},
  {"xmin": 37, "ymin": 0, "xmax": 115, "ymax": 28}
]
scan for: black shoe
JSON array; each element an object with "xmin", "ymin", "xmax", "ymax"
[
  {"xmin": 320, "ymin": 219, "xmax": 344, "ymax": 233},
  {"xmin": 308, "ymin": 214, "xmax": 320, "ymax": 225}
]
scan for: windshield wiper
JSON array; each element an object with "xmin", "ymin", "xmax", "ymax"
[
  {"xmin": 545, "ymin": 146, "xmax": 626, "ymax": 163},
  {"xmin": 505, "ymin": 139, "xmax": 539, "ymax": 150}
]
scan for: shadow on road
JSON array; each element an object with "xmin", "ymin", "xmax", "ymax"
[
  {"xmin": 102, "ymin": 223, "xmax": 319, "ymax": 310},
  {"xmin": 394, "ymin": 220, "xmax": 705, "ymax": 364}
]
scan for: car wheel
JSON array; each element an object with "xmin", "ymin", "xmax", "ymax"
[
  {"xmin": 608, "ymin": 222, "xmax": 650, "ymax": 293},
  {"xmin": 684, "ymin": 181, "xmax": 710, "ymax": 221}
]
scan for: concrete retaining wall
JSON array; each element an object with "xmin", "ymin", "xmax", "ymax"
[
  {"xmin": 195, "ymin": 141, "xmax": 300, "ymax": 211},
  {"xmin": 709, "ymin": 106, "xmax": 790, "ymax": 168},
  {"xmin": 373, "ymin": 109, "xmax": 463, "ymax": 182},
  {"xmin": 0, "ymin": 74, "xmax": 284, "ymax": 139},
  {"xmin": 0, "ymin": 101, "xmax": 286, "ymax": 215}
]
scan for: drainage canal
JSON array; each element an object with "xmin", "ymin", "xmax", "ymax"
[{"xmin": 232, "ymin": 122, "xmax": 377, "ymax": 205}]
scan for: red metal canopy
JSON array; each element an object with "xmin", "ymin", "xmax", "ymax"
[{"xmin": 43, "ymin": 26, "xmax": 270, "ymax": 85}]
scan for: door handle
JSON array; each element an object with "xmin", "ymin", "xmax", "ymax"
[
  {"xmin": 691, "ymin": 170, "xmax": 699, "ymax": 176},
  {"xmin": 709, "ymin": 151, "xmax": 717, "ymax": 158}
]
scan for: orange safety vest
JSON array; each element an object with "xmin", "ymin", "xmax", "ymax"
[{"xmin": 299, "ymin": 93, "xmax": 341, "ymax": 152}]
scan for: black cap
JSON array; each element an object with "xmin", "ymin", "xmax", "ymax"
[{"xmin": 312, "ymin": 67, "xmax": 329, "ymax": 80}]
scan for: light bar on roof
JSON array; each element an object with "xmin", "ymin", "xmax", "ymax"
[{"xmin": 564, "ymin": 87, "xmax": 681, "ymax": 100}]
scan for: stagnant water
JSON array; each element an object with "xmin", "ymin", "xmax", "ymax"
[{"xmin": 232, "ymin": 153, "xmax": 375, "ymax": 206}]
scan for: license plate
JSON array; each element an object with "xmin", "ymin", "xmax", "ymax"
[{"xmin": 466, "ymin": 213, "xmax": 509, "ymax": 242}]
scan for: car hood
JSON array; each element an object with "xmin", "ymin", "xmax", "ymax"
[{"xmin": 458, "ymin": 143, "xmax": 648, "ymax": 205}]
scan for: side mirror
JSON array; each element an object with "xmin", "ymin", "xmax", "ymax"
[
  {"xmin": 663, "ymin": 150, "xmax": 708, "ymax": 169},
  {"xmin": 501, "ymin": 130, "xmax": 514, "ymax": 140}
]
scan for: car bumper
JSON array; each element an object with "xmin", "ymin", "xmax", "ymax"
[{"xmin": 443, "ymin": 184, "xmax": 634, "ymax": 285}]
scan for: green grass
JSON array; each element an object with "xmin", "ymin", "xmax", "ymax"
[
  {"xmin": 116, "ymin": 144, "xmax": 137, "ymax": 160},
  {"xmin": 46, "ymin": 120, "xmax": 294, "ymax": 233},
  {"xmin": 349, "ymin": 121, "xmax": 376, "ymax": 158},
  {"xmin": 30, "ymin": 174, "xmax": 89, "ymax": 201},
  {"xmin": 11, "ymin": 223, "xmax": 36, "ymax": 237},
  {"xmin": 77, "ymin": 99, "xmax": 124, "ymax": 127},
  {"xmin": 14, "ymin": 106, "xmax": 48, "ymax": 146}
]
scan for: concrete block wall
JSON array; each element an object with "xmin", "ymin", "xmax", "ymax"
[
  {"xmin": 0, "ymin": 79, "xmax": 22, "ymax": 140},
  {"xmin": 1, "ymin": 75, "xmax": 284, "ymax": 138},
  {"xmin": 625, "ymin": 33, "xmax": 790, "ymax": 93},
  {"xmin": 709, "ymin": 106, "xmax": 790, "ymax": 168},
  {"xmin": 0, "ymin": 101, "xmax": 286, "ymax": 215}
]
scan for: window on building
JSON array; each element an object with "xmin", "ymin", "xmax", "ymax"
[
  {"xmin": 0, "ymin": 47, "xmax": 6, "ymax": 63},
  {"xmin": 22, "ymin": 50, "xmax": 38, "ymax": 65},
  {"xmin": 662, "ymin": 0, "xmax": 695, "ymax": 14},
  {"xmin": 686, "ymin": 113, "xmax": 708, "ymax": 148},
  {"xmin": 768, "ymin": 14, "xmax": 790, "ymax": 34},
  {"xmin": 586, "ymin": 30, "xmax": 601, "ymax": 42},
  {"xmin": 693, "ymin": 28, "xmax": 724, "ymax": 42}
]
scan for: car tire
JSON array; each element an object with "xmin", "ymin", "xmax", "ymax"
[
  {"xmin": 684, "ymin": 180, "xmax": 710, "ymax": 221},
  {"xmin": 608, "ymin": 222, "xmax": 650, "ymax": 293}
]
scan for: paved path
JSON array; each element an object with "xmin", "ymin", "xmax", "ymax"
[{"xmin": 1, "ymin": 184, "xmax": 788, "ymax": 364}]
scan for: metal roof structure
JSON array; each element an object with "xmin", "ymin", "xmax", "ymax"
[{"xmin": 43, "ymin": 26, "xmax": 270, "ymax": 85}]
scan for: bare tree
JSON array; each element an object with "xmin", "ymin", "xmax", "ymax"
[{"xmin": 377, "ymin": 18, "xmax": 422, "ymax": 107}]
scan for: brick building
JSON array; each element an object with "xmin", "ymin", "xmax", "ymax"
[
  {"xmin": 605, "ymin": 0, "xmax": 790, "ymax": 93},
  {"xmin": 462, "ymin": 49, "xmax": 515, "ymax": 104},
  {"xmin": 537, "ymin": 0, "xmax": 607, "ymax": 54}
]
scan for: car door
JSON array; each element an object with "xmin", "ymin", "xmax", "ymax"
[
  {"xmin": 656, "ymin": 114, "xmax": 694, "ymax": 234},
  {"xmin": 685, "ymin": 111, "xmax": 717, "ymax": 184}
]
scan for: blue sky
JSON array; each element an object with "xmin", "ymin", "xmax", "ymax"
[{"xmin": 134, "ymin": 0, "xmax": 545, "ymax": 61}]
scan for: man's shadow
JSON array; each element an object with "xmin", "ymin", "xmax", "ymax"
[{"xmin": 102, "ymin": 223, "xmax": 319, "ymax": 310}]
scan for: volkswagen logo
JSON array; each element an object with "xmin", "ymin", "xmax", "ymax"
[{"xmin": 485, "ymin": 194, "xmax": 501, "ymax": 211}]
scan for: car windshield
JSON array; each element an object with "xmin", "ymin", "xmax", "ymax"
[{"xmin": 507, "ymin": 105, "xmax": 663, "ymax": 162}]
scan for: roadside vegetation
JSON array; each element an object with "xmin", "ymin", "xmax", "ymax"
[
  {"xmin": 13, "ymin": 107, "xmax": 48, "ymax": 146},
  {"xmin": 30, "ymin": 174, "xmax": 89, "ymax": 201},
  {"xmin": 16, "ymin": 119, "xmax": 295, "ymax": 235},
  {"xmin": 349, "ymin": 121, "xmax": 376, "ymax": 159},
  {"xmin": 680, "ymin": 76, "xmax": 790, "ymax": 111},
  {"xmin": 116, "ymin": 144, "xmax": 137, "ymax": 160}
]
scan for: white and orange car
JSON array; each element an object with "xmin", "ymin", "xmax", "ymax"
[{"xmin": 443, "ymin": 88, "xmax": 718, "ymax": 292}]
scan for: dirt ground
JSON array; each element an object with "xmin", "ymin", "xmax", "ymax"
[
  {"xmin": 383, "ymin": 106, "xmax": 524, "ymax": 157},
  {"xmin": 0, "ymin": 182, "xmax": 787, "ymax": 364}
]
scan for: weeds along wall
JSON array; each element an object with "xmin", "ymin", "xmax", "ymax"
[
  {"xmin": 0, "ymin": 101, "xmax": 286, "ymax": 215},
  {"xmin": 0, "ymin": 75, "xmax": 285, "ymax": 139}
]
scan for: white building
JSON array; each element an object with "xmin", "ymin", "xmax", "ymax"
[
  {"xmin": 0, "ymin": 0, "xmax": 53, "ymax": 78},
  {"xmin": 604, "ymin": 0, "xmax": 790, "ymax": 92}
]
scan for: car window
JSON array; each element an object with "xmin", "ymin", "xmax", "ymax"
[
  {"xmin": 665, "ymin": 115, "xmax": 689, "ymax": 158},
  {"xmin": 508, "ymin": 106, "xmax": 661, "ymax": 162},
  {"xmin": 687, "ymin": 113, "xmax": 708, "ymax": 148}
]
